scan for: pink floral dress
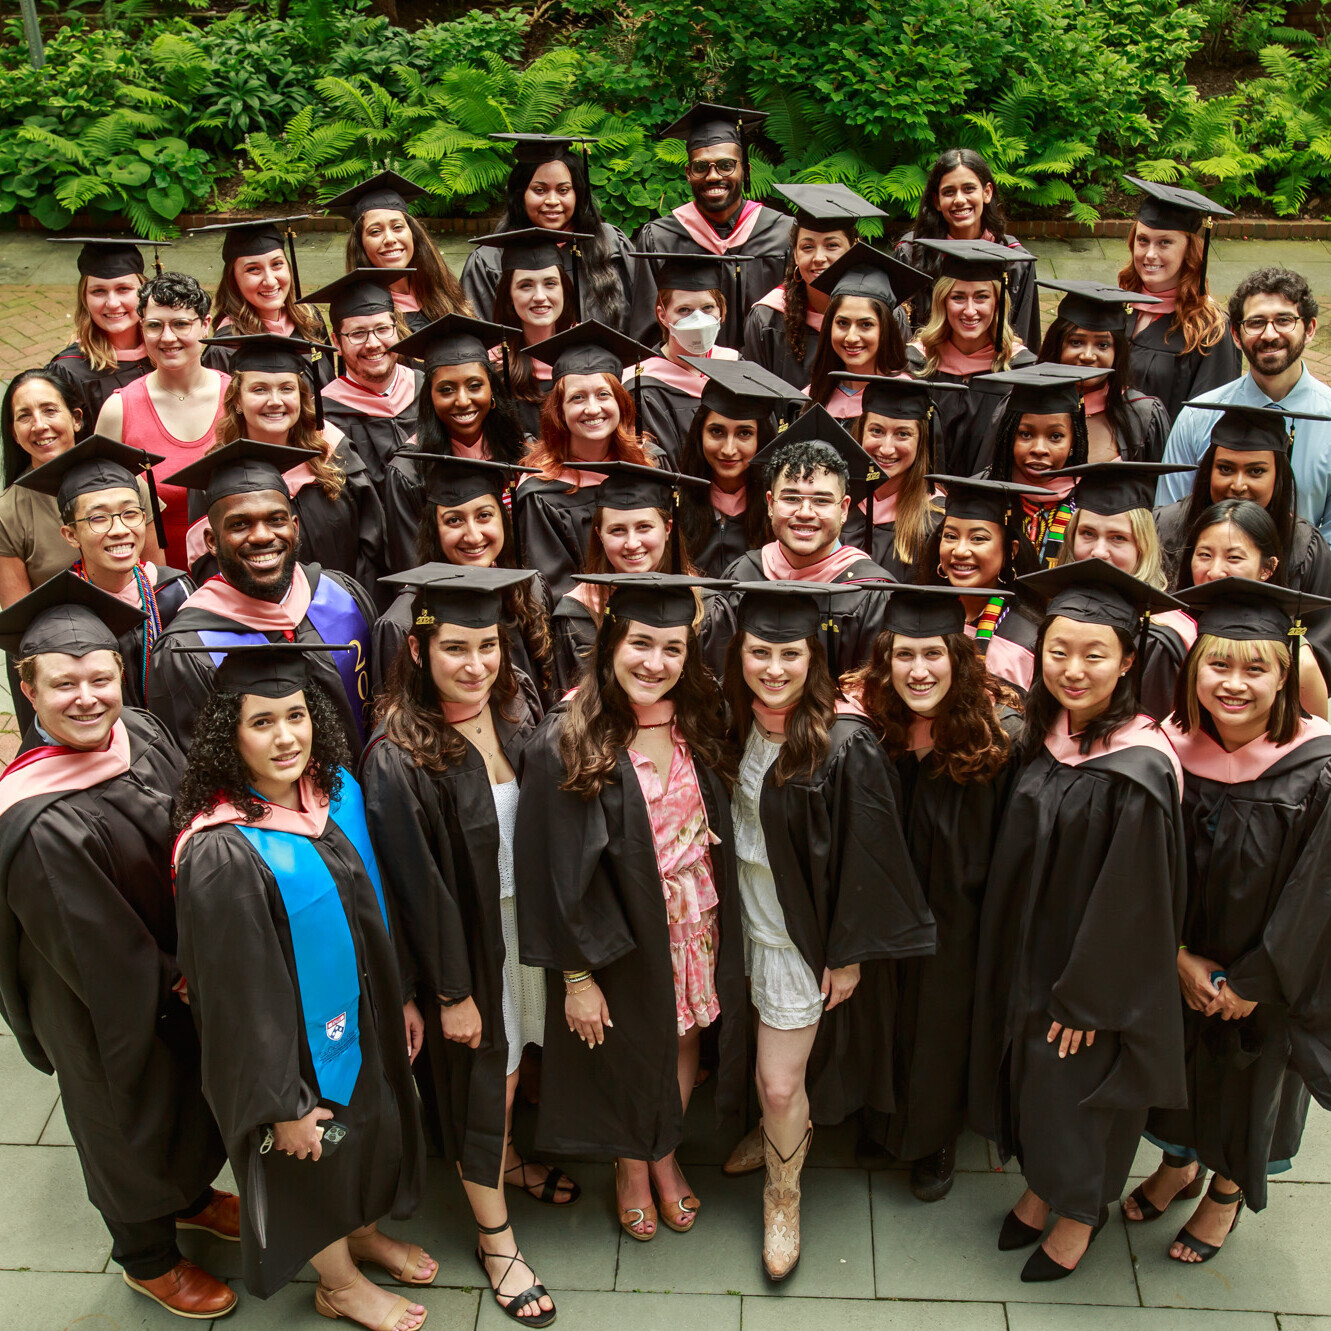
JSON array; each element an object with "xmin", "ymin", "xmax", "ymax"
[{"xmin": 628, "ymin": 725, "xmax": 722, "ymax": 1036}]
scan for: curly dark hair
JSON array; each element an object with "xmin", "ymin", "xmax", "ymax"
[
  {"xmin": 173, "ymin": 679, "xmax": 349, "ymax": 829},
  {"xmin": 1227, "ymin": 265, "xmax": 1318, "ymax": 329},
  {"xmin": 844, "ymin": 630, "xmax": 1014, "ymax": 783},
  {"xmin": 137, "ymin": 271, "xmax": 211, "ymax": 320},
  {"xmin": 415, "ymin": 362, "xmax": 527, "ymax": 466},
  {"xmin": 763, "ymin": 438, "xmax": 848, "ymax": 493},
  {"xmin": 987, "ymin": 405, "xmax": 1089, "ymax": 482}
]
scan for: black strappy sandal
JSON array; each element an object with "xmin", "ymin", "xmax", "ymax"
[
  {"xmin": 1123, "ymin": 1152, "xmax": 1207, "ymax": 1223},
  {"xmin": 475, "ymin": 1221, "xmax": 556, "ymax": 1327},
  {"xmin": 504, "ymin": 1149, "xmax": 581, "ymax": 1206},
  {"xmin": 1170, "ymin": 1180, "xmax": 1244, "ymax": 1264}
]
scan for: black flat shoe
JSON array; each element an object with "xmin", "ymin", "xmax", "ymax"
[
  {"xmin": 475, "ymin": 1222, "xmax": 556, "ymax": 1327},
  {"xmin": 1170, "ymin": 1182, "xmax": 1243, "ymax": 1264},
  {"xmin": 1020, "ymin": 1206, "xmax": 1110, "ymax": 1283},
  {"xmin": 998, "ymin": 1208, "xmax": 1044, "ymax": 1251},
  {"xmin": 910, "ymin": 1142, "xmax": 957, "ymax": 1202}
]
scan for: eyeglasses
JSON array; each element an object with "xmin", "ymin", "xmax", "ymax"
[
  {"xmin": 76, "ymin": 506, "xmax": 147, "ymax": 533},
  {"xmin": 773, "ymin": 494, "xmax": 840, "ymax": 514},
  {"xmin": 686, "ymin": 158, "xmax": 740, "ymax": 180},
  {"xmin": 1240, "ymin": 314, "xmax": 1302, "ymax": 334},
  {"xmin": 341, "ymin": 323, "xmax": 398, "ymax": 347},
  {"xmin": 141, "ymin": 316, "xmax": 200, "ymax": 337}
]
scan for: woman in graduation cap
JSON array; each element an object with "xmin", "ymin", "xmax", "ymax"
[
  {"xmin": 515, "ymin": 572, "xmax": 748, "ymax": 1243},
  {"xmin": 906, "ymin": 238, "xmax": 1038, "ymax": 476},
  {"xmin": 804, "ymin": 243, "xmax": 925, "ymax": 422},
  {"xmin": 173, "ymin": 641, "xmax": 432, "ymax": 1325},
  {"xmin": 329, "ymin": 171, "xmax": 473, "ymax": 335},
  {"xmin": 364, "ymin": 566, "xmax": 568, "ymax": 1325},
  {"xmin": 1117, "ymin": 177, "xmax": 1243, "ymax": 423},
  {"xmin": 517, "ymin": 321, "xmax": 660, "ymax": 599},
  {"xmin": 918, "ymin": 475, "xmax": 1047, "ymax": 692},
  {"xmin": 1127, "ymin": 579, "xmax": 1331, "ymax": 1264},
  {"xmin": 970, "ymin": 560, "xmax": 1189, "ymax": 1283},
  {"xmin": 721, "ymin": 581, "xmax": 932, "ymax": 1279},
  {"xmin": 1036, "ymin": 280, "xmax": 1172, "ymax": 463},
  {"xmin": 464, "ymin": 135, "xmax": 640, "ymax": 333},
  {"xmin": 200, "ymin": 333, "xmax": 385, "ymax": 597},
  {"xmin": 744, "ymin": 184, "xmax": 888, "ymax": 391},
  {"xmin": 45, "ymin": 237, "xmax": 161, "ymax": 426},
  {"xmin": 895, "ymin": 148, "xmax": 1041, "ymax": 346},
  {"xmin": 843, "ymin": 584, "xmax": 1020, "ymax": 1200},
  {"xmin": 189, "ymin": 218, "xmax": 335, "ymax": 393},
  {"xmin": 373, "ymin": 457, "xmax": 554, "ymax": 708}
]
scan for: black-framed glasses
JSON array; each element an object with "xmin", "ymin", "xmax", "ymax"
[
  {"xmin": 76, "ymin": 506, "xmax": 147, "ymax": 533},
  {"xmin": 1240, "ymin": 314, "xmax": 1302, "ymax": 335},
  {"xmin": 341, "ymin": 323, "xmax": 398, "ymax": 347},
  {"xmin": 686, "ymin": 158, "xmax": 740, "ymax": 180}
]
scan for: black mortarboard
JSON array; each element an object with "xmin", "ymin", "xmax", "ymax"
[
  {"xmin": 302, "ymin": 268, "xmax": 405, "ymax": 326},
  {"xmin": 928, "ymin": 474, "xmax": 1056, "ymax": 525},
  {"xmin": 753, "ymin": 404, "xmax": 882, "ymax": 485},
  {"xmin": 1125, "ymin": 176, "xmax": 1234, "ymax": 234},
  {"xmin": 489, "ymin": 133, "xmax": 598, "ymax": 165},
  {"xmin": 830, "ymin": 373, "xmax": 966, "ymax": 421},
  {"xmin": 392, "ymin": 314, "xmax": 520, "ymax": 373},
  {"xmin": 772, "ymin": 183, "xmax": 887, "ymax": 232},
  {"xmin": 732, "ymin": 580, "xmax": 858, "ymax": 644},
  {"xmin": 536, "ymin": 320, "xmax": 657, "ymax": 382},
  {"xmin": 1037, "ymin": 279, "xmax": 1163, "ymax": 332},
  {"xmin": 974, "ymin": 364, "xmax": 1107, "ymax": 415},
  {"xmin": 1018, "ymin": 558, "xmax": 1183, "ymax": 636},
  {"xmin": 684, "ymin": 355, "xmax": 808, "ymax": 421},
  {"xmin": 323, "ymin": 170, "xmax": 428, "ymax": 222},
  {"xmin": 474, "ymin": 227, "xmax": 594, "ymax": 273},
  {"xmin": 1051, "ymin": 460, "xmax": 1195, "ymax": 516},
  {"xmin": 810, "ymin": 242, "xmax": 932, "ymax": 309},
  {"xmin": 409, "ymin": 455, "xmax": 540, "ymax": 509},
  {"xmin": 0, "ymin": 570, "xmax": 146, "ymax": 658},
  {"xmin": 48, "ymin": 236, "xmax": 167, "ymax": 280},
  {"xmin": 1183, "ymin": 400, "xmax": 1331, "ymax": 455},
  {"xmin": 189, "ymin": 215, "xmax": 311, "ymax": 301},
  {"xmin": 173, "ymin": 641, "xmax": 355, "ymax": 698},
  {"xmin": 565, "ymin": 459, "xmax": 707, "ymax": 511},
  {"xmin": 1173, "ymin": 577, "xmax": 1331, "ymax": 643},
  {"xmin": 380, "ymin": 563, "xmax": 537, "ymax": 631},
  {"xmin": 657, "ymin": 104, "xmax": 767, "ymax": 151},
  {"xmin": 878, "ymin": 583, "xmax": 1009, "ymax": 639},
  {"xmin": 580, "ymin": 571, "xmax": 731, "ymax": 629},
  {"xmin": 631, "ymin": 250, "xmax": 752, "ymax": 294},
  {"xmin": 910, "ymin": 238, "xmax": 1035, "ymax": 352},
  {"xmin": 201, "ymin": 332, "xmax": 334, "ymax": 377},
  {"xmin": 165, "ymin": 437, "xmax": 311, "ymax": 509}
]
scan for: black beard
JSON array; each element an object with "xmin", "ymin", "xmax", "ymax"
[
  {"xmin": 1245, "ymin": 334, "xmax": 1305, "ymax": 376},
  {"xmin": 220, "ymin": 544, "xmax": 297, "ymax": 602},
  {"xmin": 692, "ymin": 177, "xmax": 742, "ymax": 217}
]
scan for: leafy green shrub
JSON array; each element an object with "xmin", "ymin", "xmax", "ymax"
[{"xmin": 419, "ymin": 6, "xmax": 532, "ymax": 69}]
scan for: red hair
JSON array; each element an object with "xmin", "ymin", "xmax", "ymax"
[
  {"xmin": 1117, "ymin": 224, "xmax": 1227, "ymax": 356},
  {"xmin": 527, "ymin": 372, "xmax": 651, "ymax": 479}
]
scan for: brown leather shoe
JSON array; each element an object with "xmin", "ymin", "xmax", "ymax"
[
  {"xmin": 123, "ymin": 1259, "xmax": 238, "ymax": 1319},
  {"xmin": 176, "ymin": 1189, "xmax": 241, "ymax": 1241}
]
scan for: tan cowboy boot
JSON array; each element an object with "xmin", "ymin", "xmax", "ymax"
[
  {"xmin": 723, "ymin": 1121, "xmax": 765, "ymax": 1175},
  {"xmin": 762, "ymin": 1121, "xmax": 812, "ymax": 1281}
]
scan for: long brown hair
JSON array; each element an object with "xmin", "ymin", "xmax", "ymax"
[
  {"xmin": 845, "ymin": 631, "xmax": 1014, "ymax": 783},
  {"xmin": 723, "ymin": 631, "xmax": 837, "ymax": 785},
  {"xmin": 915, "ymin": 276, "xmax": 1019, "ymax": 375},
  {"xmin": 214, "ymin": 374, "xmax": 346, "ymax": 501},
  {"xmin": 74, "ymin": 273, "xmax": 144, "ymax": 372},
  {"xmin": 492, "ymin": 264, "xmax": 577, "ymax": 401},
  {"xmin": 780, "ymin": 221, "xmax": 857, "ymax": 368},
  {"xmin": 807, "ymin": 292, "xmax": 906, "ymax": 405},
  {"xmin": 1117, "ymin": 224, "xmax": 1227, "ymax": 356},
  {"xmin": 377, "ymin": 617, "xmax": 526, "ymax": 772},
  {"xmin": 526, "ymin": 373, "xmax": 651, "ymax": 479},
  {"xmin": 346, "ymin": 213, "xmax": 472, "ymax": 322},
  {"xmin": 211, "ymin": 259, "xmax": 324, "ymax": 342},
  {"xmin": 851, "ymin": 411, "xmax": 940, "ymax": 567},
  {"xmin": 558, "ymin": 613, "xmax": 732, "ymax": 798}
]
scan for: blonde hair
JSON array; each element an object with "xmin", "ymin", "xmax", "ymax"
[
  {"xmin": 916, "ymin": 276, "xmax": 1019, "ymax": 376},
  {"xmin": 74, "ymin": 274, "xmax": 144, "ymax": 373},
  {"xmin": 1181, "ymin": 633, "xmax": 1294, "ymax": 738},
  {"xmin": 1057, "ymin": 507, "xmax": 1167, "ymax": 590}
]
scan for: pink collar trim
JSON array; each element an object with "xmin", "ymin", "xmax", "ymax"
[
  {"xmin": 114, "ymin": 342, "xmax": 148, "ymax": 364},
  {"xmin": 633, "ymin": 698, "xmax": 676, "ymax": 727},
  {"xmin": 972, "ymin": 630, "xmax": 1034, "ymax": 691},
  {"xmin": 752, "ymin": 699, "xmax": 794, "ymax": 735},
  {"xmin": 1083, "ymin": 385, "xmax": 1110, "ymax": 417},
  {"xmin": 392, "ymin": 289, "xmax": 421, "ymax": 313},
  {"xmin": 858, "ymin": 485, "xmax": 899, "ymax": 524},
  {"xmin": 759, "ymin": 540, "xmax": 866, "ymax": 582},
  {"xmin": 1139, "ymin": 287, "xmax": 1177, "ymax": 317},
  {"xmin": 935, "ymin": 341, "xmax": 996, "ymax": 376},
  {"xmin": 627, "ymin": 347, "xmax": 740, "ymax": 395},
  {"xmin": 322, "ymin": 364, "xmax": 416, "ymax": 417},
  {"xmin": 1162, "ymin": 713, "xmax": 1331, "ymax": 783},
  {"xmin": 556, "ymin": 465, "xmax": 607, "ymax": 488},
  {"xmin": 710, "ymin": 483, "xmax": 747, "ymax": 517},
  {"xmin": 672, "ymin": 200, "xmax": 763, "ymax": 254},
  {"xmin": 908, "ymin": 717, "xmax": 934, "ymax": 752},
  {"xmin": 260, "ymin": 313, "xmax": 295, "ymax": 336},
  {"xmin": 567, "ymin": 581, "xmax": 604, "ymax": 613},
  {"xmin": 173, "ymin": 775, "xmax": 329, "ymax": 870},
  {"xmin": 1018, "ymin": 470, "xmax": 1076, "ymax": 499},
  {"xmin": 1153, "ymin": 609, "xmax": 1198, "ymax": 649},
  {"xmin": 824, "ymin": 386, "xmax": 862, "ymax": 419},
  {"xmin": 183, "ymin": 564, "xmax": 312, "ymax": 632},
  {"xmin": 0, "ymin": 719, "xmax": 132, "ymax": 820},
  {"xmin": 1044, "ymin": 710, "xmax": 1183, "ymax": 789}
]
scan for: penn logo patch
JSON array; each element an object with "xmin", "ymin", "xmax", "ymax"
[{"xmin": 326, "ymin": 1012, "xmax": 347, "ymax": 1042}]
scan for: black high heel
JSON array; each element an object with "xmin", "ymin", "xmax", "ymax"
[
  {"xmin": 998, "ymin": 1208, "xmax": 1045, "ymax": 1251},
  {"xmin": 1020, "ymin": 1205, "xmax": 1110, "ymax": 1283},
  {"xmin": 1170, "ymin": 1180, "xmax": 1244, "ymax": 1264},
  {"xmin": 1123, "ymin": 1152, "xmax": 1207, "ymax": 1223}
]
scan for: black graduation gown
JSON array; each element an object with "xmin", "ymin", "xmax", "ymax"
[
  {"xmin": 203, "ymin": 312, "xmax": 337, "ymax": 393},
  {"xmin": 320, "ymin": 368, "xmax": 423, "ymax": 493},
  {"xmin": 46, "ymin": 343, "xmax": 152, "ymax": 430},
  {"xmin": 514, "ymin": 385, "xmax": 551, "ymax": 441},
  {"xmin": 757, "ymin": 717, "xmax": 936, "ymax": 1124},
  {"xmin": 876, "ymin": 710, "xmax": 1021, "ymax": 1159},
  {"xmin": 720, "ymin": 547, "xmax": 894, "ymax": 673},
  {"xmin": 634, "ymin": 375, "xmax": 702, "ymax": 467},
  {"xmin": 842, "ymin": 504, "xmax": 941, "ymax": 584},
  {"xmin": 462, "ymin": 223, "xmax": 645, "ymax": 331},
  {"xmin": 743, "ymin": 301, "xmax": 815, "ymax": 389},
  {"xmin": 514, "ymin": 709, "xmax": 749, "ymax": 1160},
  {"xmin": 146, "ymin": 564, "xmax": 376, "ymax": 755},
  {"xmin": 629, "ymin": 206, "xmax": 791, "ymax": 348},
  {"xmin": 513, "ymin": 477, "xmax": 599, "ymax": 601},
  {"xmin": 174, "ymin": 793, "xmax": 424, "ymax": 1297},
  {"xmin": 970, "ymin": 721, "xmax": 1187, "ymax": 1224},
  {"xmin": 1149, "ymin": 725, "xmax": 1331, "ymax": 1210},
  {"xmin": 361, "ymin": 700, "xmax": 538, "ymax": 1185},
  {"xmin": 1137, "ymin": 617, "xmax": 1193, "ymax": 724},
  {"xmin": 690, "ymin": 504, "xmax": 755, "ymax": 580},
  {"xmin": 0, "ymin": 709, "xmax": 224, "ymax": 1223},
  {"xmin": 380, "ymin": 450, "xmax": 429, "ymax": 576},
  {"xmin": 1116, "ymin": 390, "xmax": 1172, "ymax": 463},
  {"xmin": 117, "ymin": 564, "xmax": 194, "ymax": 710},
  {"xmin": 1125, "ymin": 312, "xmax": 1244, "ymax": 424}
]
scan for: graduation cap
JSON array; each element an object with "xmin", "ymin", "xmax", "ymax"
[
  {"xmin": 878, "ymin": 583, "xmax": 1009, "ymax": 639},
  {"xmin": 732, "ymin": 579, "xmax": 863, "ymax": 644},
  {"xmin": 0, "ymin": 569, "xmax": 147, "ymax": 658},
  {"xmin": 658, "ymin": 103, "xmax": 768, "ymax": 152},
  {"xmin": 392, "ymin": 314, "xmax": 521, "ymax": 389},
  {"xmin": 200, "ymin": 332, "xmax": 338, "ymax": 429},
  {"xmin": 409, "ymin": 454, "xmax": 541, "ymax": 510},
  {"xmin": 165, "ymin": 437, "xmax": 314, "ymax": 510},
  {"xmin": 1173, "ymin": 576, "xmax": 1331, "ymax": 644},
  {"xmin": 580, "ymin": 571, "xmax": 732, "ymax": 629},
  {"xmin": 534, "ymin": 319, "xmax": 658, "ymax": 426},
  {"xmin": 47, "ymin": 236, "xmax": 169, "ymax": 279},
  {"xmin": 380, "ymin": 563, "xmax": 538, "ymax": 631},
  {"xmin": 322, "ymin": 170, "xmax": 428, "ymax": 222},
  {"xmin": 927, "ymin": 474, "xmax": 1056, "ymax": 526},
  {"xmin": 172, "ymin": 640, "xmax": 356, "ymax": 698},
  {"xmin": 829, "ymin": 372, "xmax": 965, "ymax": 422},
  {"xmin": 489, "ymin": 133, "xmax": 599, "ymax": 165},
  {"xmin": 1182, "ymin": 400, "xmax": 1331, "ymax": 456},
  {"xmin": 475, "ymin": 226, "xmax": 596, "ymax": 314},
  {"xmin": 683, "ymin": 355, "xmax": 808, "ymax": 423},
  {"xmin": 1037, "ymin": 279, "xmax": 1162, "ymax": 333},
  {"xmin": 772, "ymin": 183, "xmax": 888, "ymax": 233},
  {"xmin": 631, "ymin": 250, "xmax": 753, "ymax": 295},
  {"xmin": 909, "ymin": 237, "xmax": 1036, "ymax": 345},
  {"xmin": 1050, "ymin": 460, "xmax": 1195, "ymax": 516},
  {"xmin": 810, "ymin": 242, "xmax": 932, "ymax": 310},
  {"xmin": 566, "ymin": 459, "xmax": 707, "ymax": 571},
  {"xmin": 973, "ymin": 364, "xmax": 1108, "ymax": 415},
  {"xmin": 1018, "ymin": 557, "xmax": 1183, "ymax": 636},
  {"xmin": 301, "ymin": 268, "xmax": 406, "ymax": 328},
  {"xmin": 16, "ymin": 434, "xmax": 167, "ymax": 551},
  {"xmin": 188, "ymin": 215, "xmax": 312, "ymax": 300},
  {"xmin": 1124, "ymin": 176, "xmax": 1234, "ymax": 288},
  {"xmin": 754, "ymin": 404, "xmax": 882, "ymax": 486}
]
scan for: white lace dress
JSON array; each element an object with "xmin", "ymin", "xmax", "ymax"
[
  {"xmin": 731, "ymin": 727, "xmax": 824, "ymax": 1030},
  {"xmin": 493, "ymin": 779, "xmax": 545, "ymax": 1075}
]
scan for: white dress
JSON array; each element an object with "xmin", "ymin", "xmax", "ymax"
[
  {"xmin": 731, "ymin": 727, "xmax": 824, "ymax": 1030},
  {"xmin": 493, "ymin": 778, "xmax": 545, "ymax": 1075}
]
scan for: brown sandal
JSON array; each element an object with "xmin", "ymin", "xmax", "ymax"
[
  {"xmin": 314, "ymin": 1275, "xmax": 427, "ymax": 1331},
  {"xmin": 615, "ymin": 1161, "xmax": 657, "ymax": 1241},
  {"xmin": 658, "ymin": 1191, "xmax": 700, "ymax": 1233},
  {"xmin": 347, "ymin": 1233, "xmax": 437, "ymax": 1285}
]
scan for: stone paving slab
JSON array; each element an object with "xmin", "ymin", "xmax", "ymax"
[
  {"xmin": 739, "ymin": 1295, "xmax": 1007, "ymax": 1329},
  {"xmin": 0, "ymin": 1143, "xmax": 111, "ymax": 1273},
  {"xmin": 479, "ymin": 1290, "xmax": 742, "ymax": 1331},
  {"xmin": 0, "ymin": 1034, "xmax": 60, "ymax": 1146}
]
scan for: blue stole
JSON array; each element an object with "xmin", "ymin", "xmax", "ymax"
[{"xmin": 235, "ymin": 771, "xmax": 388, "ymax": 1107}]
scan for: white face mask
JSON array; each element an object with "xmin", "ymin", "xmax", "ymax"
[{"xmin": 670, "ymin": 309, "xmax": 721, "ymax": 356}]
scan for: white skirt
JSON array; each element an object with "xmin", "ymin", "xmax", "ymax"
[
  {"xmin": 500, "ymin": 895, "xmax": 546, "ymax": 1076},
  {"xmin": 747, "ymin": 932, "xmax": 824, "ymax": 1031}
]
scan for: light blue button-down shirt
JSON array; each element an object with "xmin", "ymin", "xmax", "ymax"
[{"xmin": 1155, "ymin": 366, "xmax": 1331, "ymax": 540}]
